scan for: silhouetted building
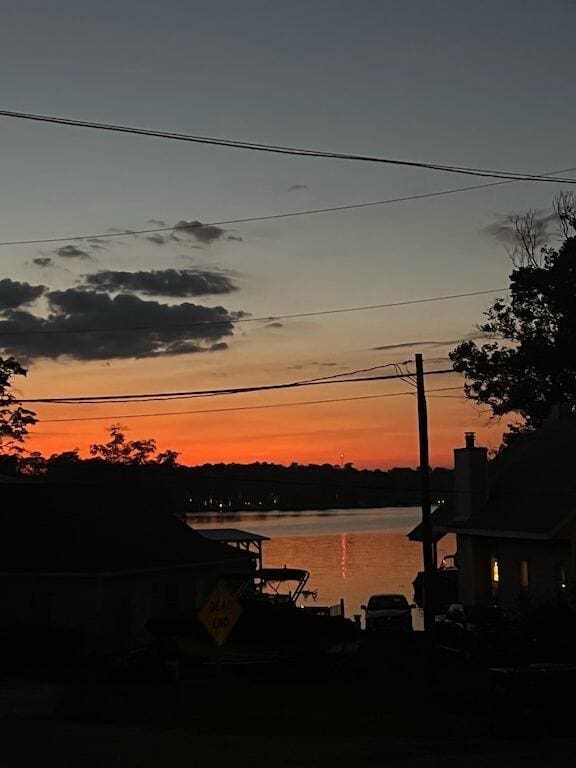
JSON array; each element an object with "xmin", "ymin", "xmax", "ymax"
[
  {"xmin": 409, "ymin": 410, "xmax": 576, "ymax": 609},
  {"xmin": 0, "ymin": 483, "xmax": 252, "ymax": 657}
]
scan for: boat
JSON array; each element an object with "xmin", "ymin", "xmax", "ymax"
[{"xmin": 148, "ymin": 566, "xmax": 359, "ymax": 663}]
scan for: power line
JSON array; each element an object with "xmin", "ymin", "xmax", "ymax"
[
  {"xmin": 36, "ymin": 386, "xmax": 463, "ymax": 424},
  {"xmin": 0, "ymin": 288, "xmax": 506, "ymax": 337},
  {"xmin": 1, "ymin": 108, "xmax": 575, "ymax": 184},
  {"xmin": 294, "ymin": 362, "xmax": 413, "ymax": 385},
  {"xmin": 20, "ymin": 368, "xmax": 455, "ymax": 405},
  {"xmin": 2, "ymin": 167, "xmax": 575, "ymax": 248},
  {"xmin": 0, "ymin": 182, "xmax": 513, "ymax": 247}
]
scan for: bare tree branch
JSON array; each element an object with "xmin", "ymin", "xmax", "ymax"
[{"xmin": 553, "ymin": 191, "xmax": 576, "ymax": 239}]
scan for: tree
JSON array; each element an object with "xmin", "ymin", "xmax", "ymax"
[
  {"xmin": 89, "ymin": 424, "xmax": 157, "ymax": 465},
  {"xmin": 450, "ymin": 194, "xmax": 576, "ymax": 441},
  {"xmin": 156, "ymin": 449, "xmax": 180, "ymax": 467},
  {"xmin": 0, "ymin": 357, "xmax": 37, "ymax": 454}
]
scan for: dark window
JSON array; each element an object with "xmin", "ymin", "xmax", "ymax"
[
  {"xmin": 30, "ymin": 592, "xmax": 53, "ymax": 623},
  {"xmin": 520, "ymin": 560, "xmax": 529, "ymax": 590},
  {"xmin": 556, "ymin": 563, "xmax": 567, "ymax": 591},
  {"xmin": 165, "ymin": 584, "xmax": 180, "ymax": 612}
]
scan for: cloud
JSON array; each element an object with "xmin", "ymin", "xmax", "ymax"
[
  {"xmin": 82, "ymin": 268, "xmax": 237, "ymax": 297},
  {"xmin": 288, "ymin": 184, "xmax": 309, "ymax": 192},
  {"xmin": 209, "ymin": 342, "xmax": 228, "ymax": 351},
  {"xmin": 56, "ymin": 244, "xmax": 93, "ymax": 260},
  {"xmin": 146, "ymin": 233, "xmax": 167, "ymax": 245},
  {"xmin": 0, "ymin": 289, "xmax": 242, "ymax": 361},
  {"xmin": 148, "ymin": 218, "xmax": 166, "ymax": 226},
  {"xmin": 483, "ymin": 210, "xmax": 556, "ymax": 256},
  {"xmin": 0, "ymin": 279, "xmax": 45, "ymax": 309},
  {"xmin": 372, "ymin": 340, "xmax": 447, "ymax": 351},
  {"xmin": 172, "ymin": 220, "xmax": 225, "ymax": 245},
  {"xmin": 226, "ymin": 235, "xmax": 243, "ymax": 242},
  {"xmin": 372, "ymin": 334, "xmax": 488, "ymax": 352},
  {"xmin": 86, "ymin": 238, "xmax": 108, "ymax": 251},
  {"xmin": 288, "ymin": 361, "xmax": 340, "ymax": 371},
  {"xmin": 32, "ymin": 257, "xmax": 54, "ymax": 268}
]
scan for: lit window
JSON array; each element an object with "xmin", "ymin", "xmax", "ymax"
[
  {"xmin": 491, "ymin": 557, "xmax": 500, "ymax": 597},
  {"xmin": 491, "ymin": 557, "xmax": 499, "ymax": 583},
  {"xmin": 520, "ymin": 560, "xmax": 529, "ymax": 590}
]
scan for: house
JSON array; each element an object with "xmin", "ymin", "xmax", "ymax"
[
  {"xmin": 0, "ymin": 483, "xmax": 253, "ymax": 658},
  {"xmin": 409, "ymin": 409, "xmax": 576, "ymax": 610}
]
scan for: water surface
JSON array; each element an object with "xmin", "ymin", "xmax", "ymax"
[{"xmin": 189, "ymin": 507, "xmax": 455, "ymax": 627}]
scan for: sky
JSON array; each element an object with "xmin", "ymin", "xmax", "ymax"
[{"xmin": 0, "ymin": 0, "xmax": 574, "ymax": 467}]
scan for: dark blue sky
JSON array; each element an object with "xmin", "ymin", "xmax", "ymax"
[{"xmin": 1, "ymin": 0, "xmax": 574, "ymax": 463}]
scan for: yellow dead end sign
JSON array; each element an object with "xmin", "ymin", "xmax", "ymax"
[{"xmin": 198, "ymin": 581, "xmax": 243, "ymax": 647}]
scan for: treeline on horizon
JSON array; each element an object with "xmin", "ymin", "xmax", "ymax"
[{"xmin": 0, "ymin": 447, "xmax": 454, "ymax": 512}]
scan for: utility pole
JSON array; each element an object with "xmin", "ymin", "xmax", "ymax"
[{"xmin": 415, "ymin": 353, "xmax": 434, "ymax": 634}]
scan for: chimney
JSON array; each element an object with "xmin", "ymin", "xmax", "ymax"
[{"xmin": 453, "ymin": 432, "xmax": 488, "ymax": 522}]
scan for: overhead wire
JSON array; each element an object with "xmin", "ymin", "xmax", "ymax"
[
  {"xmin": 36, "ymin": 386, "xmax": 464, "ymax": 424},
  {"xmin": 1, "ymin": 108, "xmax": 576, "ymax": 183},
  {"xmin": 0, "ymin": 288, "xmax": 507, "ymax": 337},
  {"xmin": 1, "ymin": 166, "xmax": 574, "ymax": 248},
  {"xmin": 20, "ymin": 368, "xmax": 455, "ymax": 405}
]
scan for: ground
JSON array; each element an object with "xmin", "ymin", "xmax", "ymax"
[{"xmin": 0, "ymin": 638, "xmax": 573, "ymax": 767}]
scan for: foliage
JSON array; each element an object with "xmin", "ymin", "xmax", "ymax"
[
  {"xmin": 450, "ymin": 194, "xmax": 576, "ymax": 441},
  {"xmin": 0, "ymin": 356, "xmax": 37, "ymax": 454},
  {"xmin": 89, "ymin": 424, "xmax": 158, "ymax": 464},
  {"xmin": 89, "ymin": 424, "xmax": 180, "ymax": 466}
]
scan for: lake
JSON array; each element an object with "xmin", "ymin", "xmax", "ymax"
[{"xmin": 188, "ymin": 507, "xmax": 455, "ymax": 629}]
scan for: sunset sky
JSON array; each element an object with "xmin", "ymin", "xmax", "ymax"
[{"xmin": 1, "ymin": 1, "xmax": 575, "ymax": 467}]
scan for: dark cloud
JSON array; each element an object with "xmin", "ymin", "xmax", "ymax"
[
  {"xmin": 209, "ymin": 342, "xmax": 228, "ymax": 351},
  {"xmin": 372, "ymin": 340, "xmax": 446, "ymax": 351},
  {"xmin": 56, "ymin": 244, "xmax": 93, "ymax": 260},
  {"xmin": 32, "ymin": 257, "xmax": 54, "ymax": 268},
  {"xmin": 172, "ymin": 220, "xmax": 225, "ymax": 245},
  {"xmin": 82, "ymin": 268, "xmax": 237, "ymax": 297},
  {"xmin": 0, "ymin": 279, "xmax": 45, "ymax": 309},
  {"xmin": 483, "ymin": 210, "xmax": 556, "ymax": 262},
  {"xmin": 0, "ymin": 289, "xmax": 241, "ymax": 361},
  {"xmin": 146, "ymin": 233, "xmax": 168, "ymax": 245},
  {"xmin": 288, "ymin": 184, "xmax": 309, "ymax": 192},
  {"xmin": 86, "ymin": 238, "xmax": 107, "ymax": 251},
  {"xmin": 288, "ymin": 361, "xmax": 340, "ymax": 371},
  {"xmin": 266, "ymin": 322, "xmax": 284, "ymax": 329},
  {"xmin": 148, "ymin": 218, "xmax": 166, "ymax": 226}
]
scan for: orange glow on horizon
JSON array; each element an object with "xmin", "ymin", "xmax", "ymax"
[{"xmin": 24, "ymin": 388, "xmax": 505, "ymax": 469}]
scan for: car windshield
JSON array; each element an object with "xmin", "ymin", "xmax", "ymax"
[{"xmin": 367, "ymin": 595, "xmax": 408, "ymax": 610}]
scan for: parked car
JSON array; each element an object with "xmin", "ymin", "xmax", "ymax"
[
  {"xmin": 435, "ymin": 603, "xmax": 521, "ymax": 662},
  {"xmin": 361, "ymin": 594, "xmax": 414, "ymax": 633}
]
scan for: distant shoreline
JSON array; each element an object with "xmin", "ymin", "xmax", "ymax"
[{"xmin": 187, "ymin": 503, "xmax": 421, "ymax": 516}]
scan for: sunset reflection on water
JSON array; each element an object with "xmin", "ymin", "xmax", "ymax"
[{"xmin": 189, "ymin": 508, "xmax": 455, "ymax": 627}]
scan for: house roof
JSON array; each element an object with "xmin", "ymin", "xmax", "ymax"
[
  {"xmin": 407, "ymin": 502, "xmax": 456, "ymax": 542},
  {"xmin": 409, "ymin": 415, "xmax": 576, "ymax": 542},
  {"xmin": 198, "ymin": 528, "xmax": 270, "ymax": 544},
  {"xmin": 0, "ymin": 483, "xmax": 251, "ymax": 575}
]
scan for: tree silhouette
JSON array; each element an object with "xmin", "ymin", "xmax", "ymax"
[
  {"xmin": 0, "ymin": 357, "xmax": 37, "ymax": 455},
  {"xmin": 451, "ymin": 193, "xmax": 576, "ymax": 441},
  {"xmin": 89, "ymin": 424, "xmax": 158, "ymax": 465}
]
